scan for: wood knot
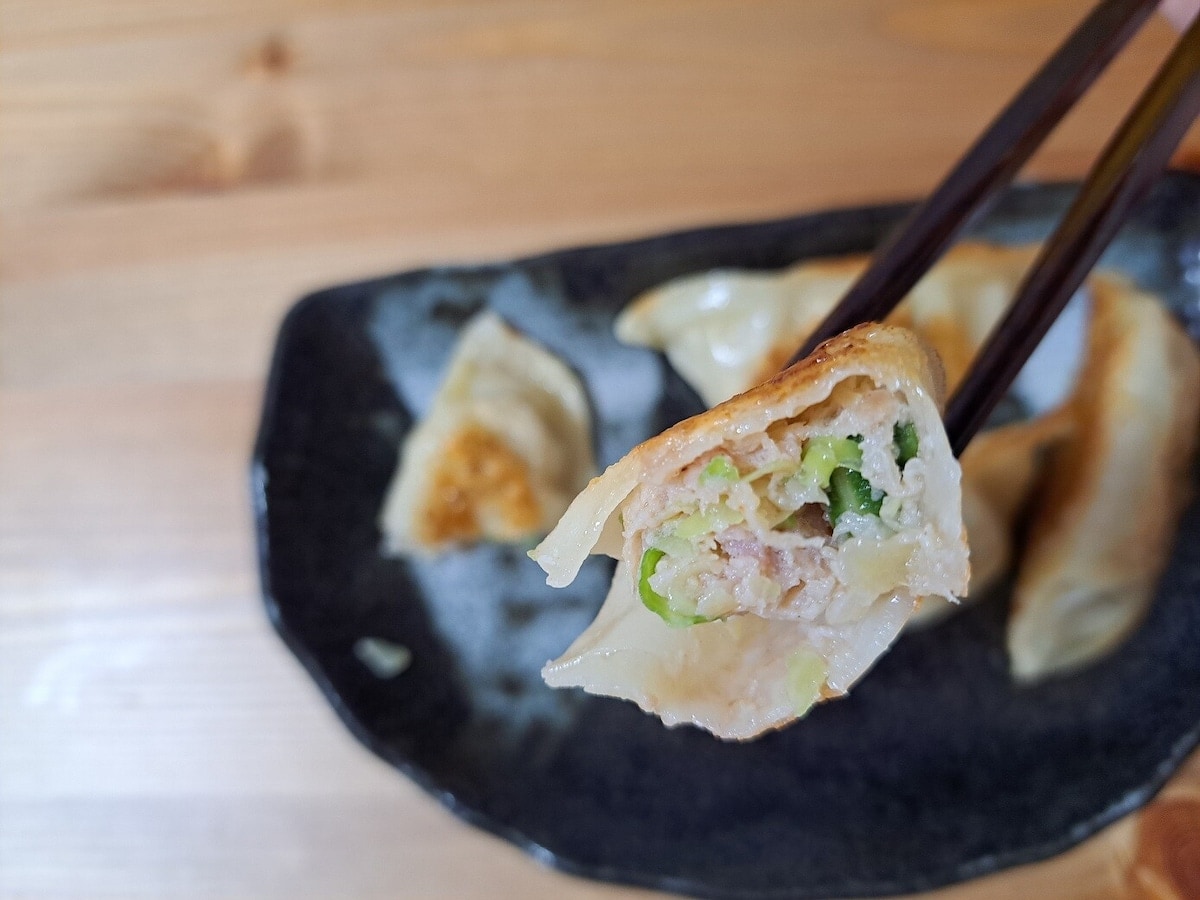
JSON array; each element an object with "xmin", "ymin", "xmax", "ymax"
[
  {"xmin": 1128, "ymin": 796, "xmax": 1200, "ymax": 899},
  {"xmin": 245, "ymin": 34, "xmax": 292, "ymax": 77}
]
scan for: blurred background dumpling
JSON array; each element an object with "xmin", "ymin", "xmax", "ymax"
[
  {"xmin": 615, "ymin": 261, "xmax": 861, "ymax": 407},
  {"xmin": 1007, "ymin": 278, "xmax": 1200, "ymax": 680},
  {"xmin": 380, "ymin": 312, "xmax": 596, "ymax": 554}
]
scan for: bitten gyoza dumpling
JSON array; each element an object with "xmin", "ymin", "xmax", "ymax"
[
  {"xmin": 617, "ymin": 242, "xmax": 1051, "ymax": 619},
  {"xmin": 380, "ymin": 311, "xmax": 596, "ymax": 554},
  {"xmin": 531, "ymin": 324, "xmax": 969, "ymax": 740},
  {"xmin": 1007, "ymin": 278, "xmax": 1200, "ymax": 680}
]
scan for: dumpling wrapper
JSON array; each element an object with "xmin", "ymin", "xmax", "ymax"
[
  {"xmin": 532, "ymin": 324, "xmax": 969, "ymax": 739},
  {"xmin": 888, "ymin": 243, "xmax": 1037, "ymax": 388},
  {"xmin": 616, "ymin": 242, "xmax": 1034, "ymax": 407},
  {"xmin": 1007, "ymin": 277, "xmax": 1200, "ymax": 681},
  {"xmin": 615, "ymin": 260, "xmax": 862, "ymax": 408},
  {"xmin": 910, "ymin": 411, "xmax": 1073, "ymax": 626},
  {"xmin": 961, "ymin": 409, "xmax": 1074, "ymax": 525},
  {"xmin": 380, "ymin": 311, "xmax": 596, "ymax": 554}
]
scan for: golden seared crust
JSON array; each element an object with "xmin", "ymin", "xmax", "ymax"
[
  {"xmin": 768, "ymin": 244, "xmax": 1025, "ymax": 392},
  {"xmin": 381, "ymin": 311, "xmax": 596, "ymax": 556},
  {"xmin": 917, "ymin": 240, "xmax": 1038, "ymax": 272},
  {"xmin": 417, "ymin": 424, "xmax": 541, "ymax": 546},
  {"xmin": 908, "ymin": 317, "xmax": 974, "ymax": 390},
  {"xmin": 784, "ymin": 254, "xmax": 869, "ymax": 281},
  {"xmin": 740, "ymin": 246, "xmax": 1006, "ymax": 392},
  {"xmin": 888, "ymin": 242, "xmax": 1037, "ymax": 388},
  {"xmin": 1008, "ymin": 275, "xmax": 1200, "ymax": 679},
  {"xmin": 784, "ymin": 241, "xmax": 1034, "ymax": 294}
]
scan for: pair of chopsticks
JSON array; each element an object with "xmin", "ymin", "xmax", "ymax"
[{"xmin": 790, "ymin": 0, "xmax": 1200, "ymax": 457}]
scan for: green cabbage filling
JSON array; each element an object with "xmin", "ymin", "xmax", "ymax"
[
  {"xmin": 700, "ymin": 454, "xmax": 740, "ymax": 485},
  {"xmin": 673, "ymin": 503, "xmax": 744, "ymax": 539},
  {"xmin": 785, "ymin": 648, "xmax": 828, "ymax": 717},
  {"xmin": 638, "ymin": 547, "xmax": 715, "ymax": 627},
  {"xmin": 641, "ymin": 423, "xmax": 918, "ymax": 626},
  {"xmin": 796, "ymin": 435, "xmax": 863, "ymax": 490}
]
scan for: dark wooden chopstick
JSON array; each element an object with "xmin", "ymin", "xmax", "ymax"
[
  {"xmin": 944, "ymin": 12, "xmax": 1200, "ymax": 455},
  {"xmin": 787, "ymin": 0, "xmax": 1158, "ymax": 366}
]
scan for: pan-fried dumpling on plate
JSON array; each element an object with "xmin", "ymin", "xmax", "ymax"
[
  {"xmin": 1007, "ymin": 277, "xmax": 1200, "ymax": 681},
  {"xmin": 615, "ymin": 261, "xmax": 861, "ymax": 407},
  {"xmin": 380, "ymin": 311, "xmax": 596, "ymax": 555},
  {"xmin": 615, "ymin": 242, "xmax": 1034, "ymax": 406},
  {"xmin": 532, "ymin": 324, "xmax": 969, "ymax": 740}
]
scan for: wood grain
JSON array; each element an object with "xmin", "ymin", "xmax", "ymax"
[{"xmin": 2, "ymin": 1, "xmax": 1199, "ymax": 898}]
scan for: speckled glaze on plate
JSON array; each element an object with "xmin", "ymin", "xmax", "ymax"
[{"xmin": 252, "ymin": 173, "xmax": 1200, "ymax": 900}]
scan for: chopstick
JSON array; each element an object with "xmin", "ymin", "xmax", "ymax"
[
  {"xmin": 945, "ymin": 10, "xmax": 1200, "ymax": 455},
  {"xmin": 789, "ymin": 0, "xmax": 1160, "ymax": 365},
  {"xmin": 787, "ymin": 0, "xmax": 1200, "ymax": 456}
]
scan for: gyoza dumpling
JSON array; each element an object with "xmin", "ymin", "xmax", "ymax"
[
  {"xmin": 616, "ymin": 242, "xmax": 1034, "ymax": 406},
  {"xmin": 614, "ymin": 261, "xmax": 861, "ymax": 407},
  {"xmin": 1007, "ymin": 278, "xmax": 1200, "ymax": 681},
  {"xmin": 380, "ymin": 311, "xmax": 596, "ymax": 554},
  {"xmin": 532, "ymin": 324, "xmax": 969, "ymax": 740}
]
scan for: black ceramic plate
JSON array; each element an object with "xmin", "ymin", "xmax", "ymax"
[{"xmin": 252, "ymin": 173, "xmax": 1200, "ymax": 899}]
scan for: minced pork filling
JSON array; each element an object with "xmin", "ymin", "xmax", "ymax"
[{"xmin": 622, "ymin": 381, "xmax": 927, "ymax": 629}]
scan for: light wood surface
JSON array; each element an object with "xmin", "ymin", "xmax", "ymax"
[{"xmin": 3, "ymin": 2, "xmax": 1200, "ymax": 897}]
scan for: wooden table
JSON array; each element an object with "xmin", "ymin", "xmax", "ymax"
[{"xmin": 4, "ymin": 2, "xmax": 1200, "ymax": 897}]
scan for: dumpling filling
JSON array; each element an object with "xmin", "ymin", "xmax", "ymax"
[
  {"xmin": 623, "ymin": 380, "xmax": 928, "ymax": 636},
  {"xmin": 533, "ymin": 323, "xmax": 968, "ymax": 739}
]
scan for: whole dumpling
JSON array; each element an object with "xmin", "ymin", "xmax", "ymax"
[
  {"xmin": 1007, "ymin": 277, "xmax": 1200, "ymax": 680},
  {"xmin": 380, "ymin": 311, "xmax": 596, "ymax": 554}
]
